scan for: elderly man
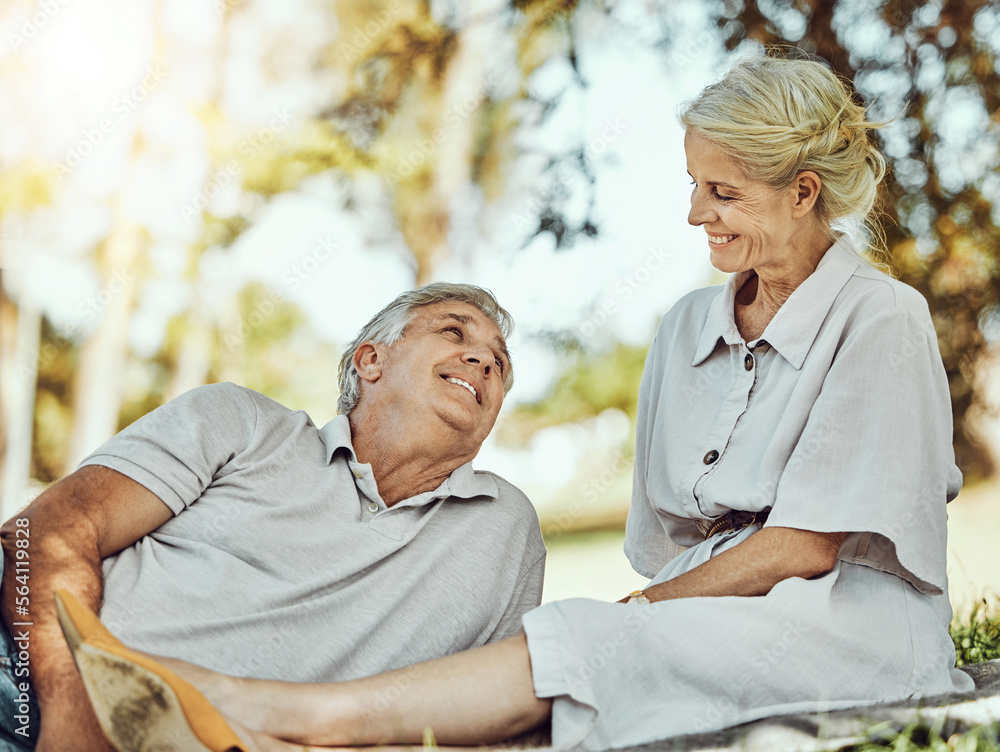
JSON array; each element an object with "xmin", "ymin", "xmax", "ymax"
[{"xmin": 0, "ymin": 282, "xmax": 545, "ymax": 752}]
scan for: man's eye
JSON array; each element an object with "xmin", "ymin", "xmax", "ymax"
[
  {"xmin": 443, "ymin": 327, "xmax": 462, "ymax": 338},
  {"xmin": 494, "ymin": 358, "xmax": 505, "ymax": 374}
]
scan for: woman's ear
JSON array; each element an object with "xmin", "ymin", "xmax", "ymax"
[
  {"xmin": 792, "ymin": 170, "xmax": 822, "ymax": 218},
  {"xmin": 352, "ymin": 343, "xmax": 383, "ymax": 383}
]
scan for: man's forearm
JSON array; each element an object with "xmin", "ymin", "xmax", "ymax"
[
  {"xmin": 0, "ymin": 499, "xmax": 105, "ymax": 705},
  {"xmin": 0, "ymin": 466, "xmax": 172, "ymax": 751},
  {"xmin": 640, "ymin": 527, "xmax": 847, "ymax": 603}
]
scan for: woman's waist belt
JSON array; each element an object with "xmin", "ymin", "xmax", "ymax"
[{"xmin": 704, "ymin": 508, "xmax": 770, "ymax": 539}]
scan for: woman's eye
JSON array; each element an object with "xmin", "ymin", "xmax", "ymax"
[{"xmin": 691, "ymin": 181, "xmax": 734, "ymax": 202}]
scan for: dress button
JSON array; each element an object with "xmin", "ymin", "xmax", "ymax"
[
  {"xmin": 352, "ymin": 469, "xmax": 362, "ymax": 479},
  {"xmin": 703, "ymin": 450, "xmax": 719, "ymax": 465},
  {"xmin": 744, "ymin": 354, "xmax": 754, "ymax": 371},
  {"xmin": 367, "ymin": 501, "xmax": 378, "ymax": 513}
]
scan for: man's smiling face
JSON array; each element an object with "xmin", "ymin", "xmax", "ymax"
[{"xmin": 369, "ymin": 301, "xmax": 511, "ymax": 454}]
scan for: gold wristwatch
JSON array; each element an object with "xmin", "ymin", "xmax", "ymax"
[{"xmin": 627, "ymin": 589, "xmax": 650, "ymax": 605}]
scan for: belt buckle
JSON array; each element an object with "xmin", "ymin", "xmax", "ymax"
[
  {"xmin": 704, "ymin": 509, "xmax": 765, "ymax": 540},
  {"xmin": 704, "ymin": 514, "xmax": 732, "ymax": 539}
]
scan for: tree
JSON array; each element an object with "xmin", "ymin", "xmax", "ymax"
[{"xmin": 709, "ymin": 0, "xmax": 1000, "ymax": 480}]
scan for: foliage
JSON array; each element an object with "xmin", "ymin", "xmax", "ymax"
[
  {"xmin": 225, "ymin": 282, "xmax": 342, "ymax": 418},
  {"xmin": 715, "ymin": 0, "xmax": 1000, "ymax": 479},
  {"xmin": 952, "ymin": 597, "xmax": 1000, "ymax": 667},
  {"xmin": 844, "ymin": 719, "xmax": 999, "ymax": 751},
  {"xmin": 6, "ymin": 0, "xmax": 1000, "ymax": 488},
  {"xmin": 501, "ymin": 340, "xmax": 648, "ymax": 446},
  {"xmin": 31, "ymin": 318, "xmax": 76, "ymax": 484}
]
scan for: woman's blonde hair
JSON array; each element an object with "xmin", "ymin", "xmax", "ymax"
[{"xmin": 680, "ymin": 53, "xmax": 891, "ymax": 270}]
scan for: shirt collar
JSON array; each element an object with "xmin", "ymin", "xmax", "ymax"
[
  {"xmin": 319, "ymin": 414, "xmax": 359, "ymax": 464},
  {"xmin": 318, "ymin": 414, "xmax": 498, "ymax": 502},
  {"xmin": 692, "ymin": 235, "xmax": 860, "ymax": 369}
]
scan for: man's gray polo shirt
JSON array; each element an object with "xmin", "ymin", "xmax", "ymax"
[{"xmin": 81, "ymin": 383, "xmax": 546, "ymax": 682}]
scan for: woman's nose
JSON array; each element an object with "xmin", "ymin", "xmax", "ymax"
[{"xmin": 688, "ymin": 192, "xmax": 713, "ymax": 226}]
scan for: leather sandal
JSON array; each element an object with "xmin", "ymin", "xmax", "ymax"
[{"xmin": 54, "ymin": 589, "xmax": 247, "ymax": 752}]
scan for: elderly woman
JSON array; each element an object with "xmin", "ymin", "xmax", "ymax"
[{"xmin": 57, "ymin": 54, "xmax": 973, "ymax": 752}]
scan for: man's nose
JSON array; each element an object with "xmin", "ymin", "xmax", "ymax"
[{"xmin": 462, "ymin": 347, "xmax": 494, "ymax": 376}]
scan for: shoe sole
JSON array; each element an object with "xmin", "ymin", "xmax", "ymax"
[
  {"xmin": 55, "ymin": 594, "xmax": 239, "ymax": 752},
  {"xmin": 74, "ymin": 643, "xmax": 221, "ymax": 752}
]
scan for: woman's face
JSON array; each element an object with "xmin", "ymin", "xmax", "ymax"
[{"xmin": 684, "ymin": 132, "xmax": 805, "ymax": 277}]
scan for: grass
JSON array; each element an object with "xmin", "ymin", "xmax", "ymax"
[
  {"xmin": 846, "ymin": 719, "xmax": 999, "ymax": 751},
  {"xmin": 952, "ymin": 597, "xmax": 1000, "ymax": 668},
  {"xmin": 838, "ymin": 598, "xmax": 1000, "ymax": 751}
]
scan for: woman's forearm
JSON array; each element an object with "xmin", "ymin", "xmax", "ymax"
[{"xmin": 641, "ymin": 527, "xmax": 847, "ymax": 603}]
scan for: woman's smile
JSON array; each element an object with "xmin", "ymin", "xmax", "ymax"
[{"xmin": 707, "ymin": 233, "xmax": 739, "ymax": 247}]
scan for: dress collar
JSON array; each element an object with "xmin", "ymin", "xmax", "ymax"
[{"xmin": 692, "ymin": 236, "xmax": 860, "ymax": 369}]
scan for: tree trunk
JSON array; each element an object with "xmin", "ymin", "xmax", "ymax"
[
  {"xmin": 397, "ymin": 5, "xmax": 495, "ymax": 286},
  {"xmin": 0, "ymin": 271, "xmax": 12, "ymax": 503},
  {"xmin": 0, "ymin": 287, "xmax": 41, "ymax": 521},
  {"xmin": 164, "ymin": 308, "xmax": 214, "ymax": 402},
  {"xmin": 67, "ymin": 212, "xmax": 143, "ymax": 469}
]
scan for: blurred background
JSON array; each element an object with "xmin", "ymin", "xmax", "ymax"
[{"xmin": 1, "ymin": 0, "xmax": 998, "ymax": 609}]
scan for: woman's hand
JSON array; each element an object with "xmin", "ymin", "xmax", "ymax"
[{"xmin": 639, "ymin": 527, "xmax": 847, "ymax": 604}]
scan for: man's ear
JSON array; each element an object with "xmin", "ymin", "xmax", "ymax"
[
  {"xmin": 353, "ymin": 343, "xmax": 383, "ymax": 384},
  {"xmin": 791, "ymin": 170, "xmax": 822, "ymax": 218}
]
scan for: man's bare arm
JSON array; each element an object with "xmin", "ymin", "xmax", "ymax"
[{"xmin": 0, "ymin": 465, "xmax": 173, "ymax": 751}]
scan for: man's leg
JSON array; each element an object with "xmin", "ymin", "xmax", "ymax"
[
  {"xmin": 58, "ymin": 589, "xmax": 550, "ymax": 749},
  {"xmin": 229, "ymin": 633, "xmax": 551, "ymax": 746},
  {"xmin": 139, "ymin": 633, "xmax": 550, "ymax": 748}
]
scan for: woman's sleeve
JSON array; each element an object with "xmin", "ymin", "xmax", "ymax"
[{"xmin": 765, "ymin": 299, "xmax": 961, "ymax": 594}]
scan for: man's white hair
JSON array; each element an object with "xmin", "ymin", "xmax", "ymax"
[{"xmin": 337, "ymin": 282, "xmax": 514, "ymax": 415}]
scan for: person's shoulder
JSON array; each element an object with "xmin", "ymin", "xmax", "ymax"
[
  {"xmin": 844, "ymin": 262, "xmax": 931, "ymax": 320},
  {"xmin": 473, "ymin": 471, "xmax": 541, "ymax": 522},
  {"xmin": 475, "ymin": 470, "xmax": 533, "ymax": 505},
  {"xmin": 833, "ymin": 259, "xmax": 934, "ymax": 341},
  {"xmin": 656, "ymin": 283, "xmax": 724, "ymax": 332},
  {"xmin": 171, "ymin": 383, "xmax": 310, "ymax": 428}
]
